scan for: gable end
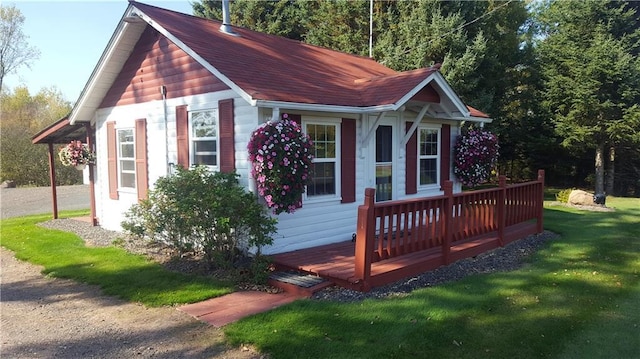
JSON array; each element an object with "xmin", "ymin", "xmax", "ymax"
[{"xmin": 100, "ymin": 26, "xmax": 229, "ymax": 108}]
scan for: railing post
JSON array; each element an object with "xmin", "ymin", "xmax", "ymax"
[
  {"xmin": 47, "ymin": 142, "xmax": 59, "ymax": 220},
  {"xmin": 497, "ymin": 175, "xmax": 507, "ymax": 247},
  {"xmin": 442, "ymin": 181, "xmax": 453, "ymax": 265},
  {"xmin": 354, "ymin": 188, "xmax": 376, "ymax": 291},
  {"xmin": 536, "ymin": 169, "xmax": 545, "ymax": 233}
]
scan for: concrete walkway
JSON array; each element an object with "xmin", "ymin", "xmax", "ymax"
[{"xmin": 179, "ymin": 291, "xmax": 304, "ymax": 327}]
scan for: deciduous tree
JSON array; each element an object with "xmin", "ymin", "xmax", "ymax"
[
  {"xmin": 0, "ymin": 86, "xmax": 76, "ymax": 186},
  {"xmin": 0, "ymin": 5, "xmax": 40, "ymax": 90}
]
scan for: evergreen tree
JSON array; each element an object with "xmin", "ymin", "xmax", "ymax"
[{"xmin": 537, "ymin": 0, "xmax": 640, "ymax": 195}]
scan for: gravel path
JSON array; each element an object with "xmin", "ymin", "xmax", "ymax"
[{"xmin": 1, "ymin": 185, "xmax": 90, "ymax": 219}]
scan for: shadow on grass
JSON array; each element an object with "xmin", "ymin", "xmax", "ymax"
[{"xmin": 1, "ymin": 214, "xmax": 233, "ymax": 307}]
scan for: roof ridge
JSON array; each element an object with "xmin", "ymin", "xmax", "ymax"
[
  {"xmin": 354, "ymin": 67, "xmax": 435, "ymax": 84},
  {"xmin": 131, "ymin": 1, "xmax": 385, "ymax": 68}
]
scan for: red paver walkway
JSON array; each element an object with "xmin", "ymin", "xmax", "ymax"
[{"xmin": 178, "ymin": 291, "xmax": 303, "ymax": 327}]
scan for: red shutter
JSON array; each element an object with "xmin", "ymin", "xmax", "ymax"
[
  {"xmin": 107, "ymin": 122, "xmax": 118, "ymax": 200},
  {"xmin": 218, "ymin": 99, "xmax": 235, "ymax": 173},
  {"xmin": 440, "ymin": 124, "xmax": 451, "ymax": 185},
  {"xmin": 341, "ymin": 118, "xmax": 356, "ymax": 203},
  {"xmin": 287, "ymin": 113, "xmax": 301, "ymax": 122},
  {"xmin": 176, "ymin": 105, "xmax": 189, "ymax": 169},
  {"xmin": 135, "ymin": 119, "xmax": 148, "ymax": 201},
  {"xmin": 405, "ymin": 122, "xmax": 417, "ymax": 195}
]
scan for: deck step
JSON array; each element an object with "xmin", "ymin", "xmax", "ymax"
[{"xmin": 268, "ymin": 271, "xmax": 333, "ymax": 297}]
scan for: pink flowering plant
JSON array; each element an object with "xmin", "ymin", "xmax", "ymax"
[
  {"xmin": 247, "ymin": 114, "xmax": 314, "ymax": 214},
  {"xmin": 58, "ymin": 140, "xmax": 95, "ymax": 167},
  {"xmin": 453, "ymin": 127, "xmax": 499, "ymax": 187}
]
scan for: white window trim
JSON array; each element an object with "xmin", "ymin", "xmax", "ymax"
[
  {"xmin": 302, "ymin": 117, "xmax": 342, "ymax": 204},
  {"xmin": 188, "ymin": 108, "xmax": 219, "ymax": 171},
  {"xmin": 417, "ymin": 125, "xmax": 441, "ymax": 190},
  {"xmin": 116, "ymin": 127, "xmax": 136, "ymax": 193}
]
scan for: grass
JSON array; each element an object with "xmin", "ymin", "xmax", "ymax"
[
  {"xmin": 0, "ymin": 211, "xmax": 233, "ymax": 307},
  {"xmin": 223, "ymin": 197, "xmax": 640, "ymax": 358}
]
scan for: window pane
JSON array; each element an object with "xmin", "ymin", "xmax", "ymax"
[
  {"xmin": 376, "ymin": 125, "xmax": 393, "ymax": 163},
  {"xmin": 118, "ymin": 129, "xmax": 133, "ymax": 143},
  {"xmin": 308, "ymin": 162, "xmax": 335, "ymax": 196},
  {"xmin": 420, "ymin": 129, "xmax": 438, "ymax": 156},
  {"xmin": 120, "ymin": 143, "xmax": 134, "ymax": 158},
  {"xmin": 194, "ymin": 154, "xmax": 217, "ymax": 166},
  {"xmin": 120, "ymin": 172, "xmax": 135, "ymax": 188},
  {"xmin": 192, "ymin": 110, "xmax": 217, "ymax": 138},
  {"xmin": 195, "ymin": 140, "xmax": 217, "ymax": 153},
  {"xmin": 376, "ymin": 164, "xmax": 392, "ymax": 201},
  {"xmin": 120, "ymin": 159, "xmax": 135, "ymax": 171},
  {"xmin": 306, "ymin": 123, "xmax": 336, "ymax": 159},
  {"xmin": 420, "ymin": 158, "xmax": 437, "ymax": 185}
]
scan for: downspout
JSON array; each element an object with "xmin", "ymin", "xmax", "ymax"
[
  {"xmin": 84, "ymin": 122, "xmax": 98, "ymax": 226},
  {"xmin": 160, "ymin": 85, "xmax": 170, "ymax": 175}
]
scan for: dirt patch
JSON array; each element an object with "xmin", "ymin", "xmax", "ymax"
[{"xmin": 0, "ymin": 248, "xmax": 265, "ymax": 359}]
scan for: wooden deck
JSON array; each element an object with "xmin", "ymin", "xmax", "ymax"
[
  {"xmin": 273, "ymin": 171, "xmax": 544, "ymax": 292},
  {"xmin": 271, "ymin": 221, "xmax": 538, "ymax": 291}
]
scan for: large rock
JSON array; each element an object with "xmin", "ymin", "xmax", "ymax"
[
  {"xmin": 568, "ymin": 189, "xmax": 595, "ymax": 206},
  {"xmin": 1, "ymin": 180, "xmax": 16, "ymax": 188}
]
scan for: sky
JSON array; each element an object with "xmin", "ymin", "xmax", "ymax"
[{"xmin": 4, "ymin": 1, "xmax": 195, "ymax": 102}]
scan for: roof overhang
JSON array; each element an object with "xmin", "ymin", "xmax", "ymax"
[
  {"xmin": 32, "ymin": 116, "xmax": 88, "ymax": 145},
  {"xmin": 68, "ymin": 5, "xmax": 148, "ymax": 125},
  {"xmin": 255, "ymin": 71, "xmax": 492, "ymax": 123}
]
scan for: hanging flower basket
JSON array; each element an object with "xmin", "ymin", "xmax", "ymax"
[
  {"xmin": 59, "ymin": 140, "xmax": 95, "ymax": 168},
  {"xmin": 247, "ymin": 114, "xmax": 314, "ymax": 214},
  {"xmin": 453, "ymin": 127, "xmax": 499, "ymax": 187}
]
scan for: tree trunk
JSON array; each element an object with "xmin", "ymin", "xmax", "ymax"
[
  {"xmin": 606, "ymin": 145, "xmax": 615, "ymax": 195},
  {"xmin": 594, "ymin": 143, "xmax": 605, "ymax": 195}
]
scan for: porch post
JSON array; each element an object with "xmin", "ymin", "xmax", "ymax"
[
  {"xmin": 442, "ymin": 181, "xmax": 453, "ymax": 265},
  {"xmin": 47, "ymin": 142, "xmax": 59, "ymax": 219},
  {"xmin": 354, "ymin": 188, "xmax": 376, "ymax": 291},
  {"xmin": 536, "ymin": 169, "xmax": 545, "ymax": 234},
  {"xmin": 85, "ymin": 123, "xmax": 98, "ymax": 226},
  {"xmin": 497, "ymin": 175, "xmax": 507, "ymax": 247}
]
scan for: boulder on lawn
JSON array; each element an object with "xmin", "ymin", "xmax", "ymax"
[
  {"xmin": 1, "ymin": 180, "xmax": 16, "ymax": 188},
  {"xmin": 568, "ymin": 189, "xmax": 595, "ymax": 206}
]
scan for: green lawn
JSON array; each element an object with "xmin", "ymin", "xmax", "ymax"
[
  {"xmin": 0, "ymin": 211, "xmax": 233, "ymax": 307},
  {"xmin": 2, "ymin": 200, "xmax": 638, "ymax": 358},
  {"xmin": 224, "ymin": 197, "xmax": 640, "ymax": 358}
]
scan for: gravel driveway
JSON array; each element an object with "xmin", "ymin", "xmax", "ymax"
[
  {"xmin": 1, "ymin": 186, "xmax": 262, "ymax": 358},
  {"xmin": 1, "ymin": 185, "xmax": 90, "ymax": 219}
]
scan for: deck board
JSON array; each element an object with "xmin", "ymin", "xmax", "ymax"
[{"xmin": 271, "ymin": 222, "xmax": 539, "ymax": 292}]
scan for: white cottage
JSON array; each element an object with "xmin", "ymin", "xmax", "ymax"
[{"xmin": 43, "ymin": 1, "xmax": 491, "ymax": 254}]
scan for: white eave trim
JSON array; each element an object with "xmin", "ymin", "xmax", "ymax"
[
  {"xmin": 254, "ymin": 100, "xmax": 399, "ymax": 114},
  {"xmin": 69, "ymin": 5, "xmax": 140, "ymax": 124}
]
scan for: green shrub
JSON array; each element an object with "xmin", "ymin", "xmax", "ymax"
[
  {"xmin": 556, "ymin": 188, "xmax": 574, "ymax": 203},
  {"xmin": 122, "ymin": 166, "xmax": 277, "ymax": 270}
]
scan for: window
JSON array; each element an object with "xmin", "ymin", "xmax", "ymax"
[
  {"xmin": 190, "ymin": 109, "xmax": 218, "ymax": 167},
  {"xmin": 117, "ymin": 128, "xmax": 135, "ymax": 189},
  {"xmin": 418, "ymin": 127, "xmax": 440, "ymax": 186},
  {"xmin": 305, "ymin": 122, "xmax": 339, "ymax": 198}
]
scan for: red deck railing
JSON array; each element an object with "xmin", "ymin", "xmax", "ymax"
[{"xmin": 354, "ymin": 170, "xmax": 545, "ymax": 290}]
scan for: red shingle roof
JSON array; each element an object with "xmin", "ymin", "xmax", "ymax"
[{"xmin": 131, "ymin": 1, "xmax": 489, "ymax": 117}]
